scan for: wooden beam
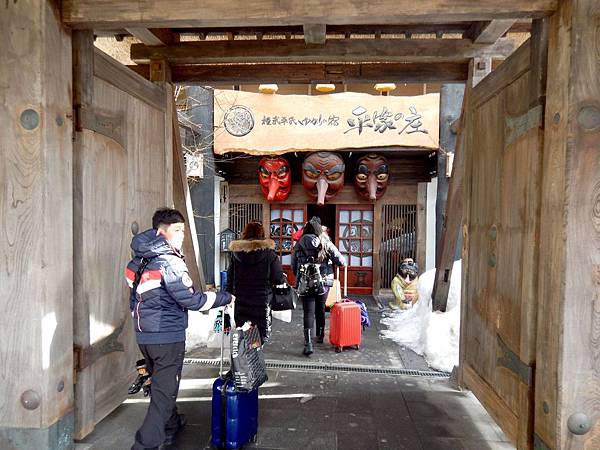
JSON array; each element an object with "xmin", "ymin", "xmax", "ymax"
[
  {"xmin": 464, "ymin": 19, "xmax": 517, "ymax": 44},
  {"xmin": 303, "ymin": 23, "xmax": 326, "ymax": 44},
  {"xmin": 62, "ymin": 0, "xmax": 558, "ymax": 29},
  {"xmin": 170, "ymin": 90, "xmax": 206, "ymax": 291},
  {"xmin": 431, "ymin": 61, "xmax": 473, "ymax": 312},
  {"xmin": 94, "ymin": 48, "xmax": 166, "ymax": 111},
  {"xmin": 126, "ymin": 28, "xmax": 179, "ymax": 45},
  {"xmin": 130, "ymin": 38, "xmax": 516, "ymax": 65},
  {"xmin": 128, "ymin": 61, "xmax": 469, "ymax": 84}
]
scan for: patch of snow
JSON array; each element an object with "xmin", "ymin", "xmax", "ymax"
[
  {"xmin": 381, "ymin": 260, "xmax": 462, "ymax": 373},
  {"xmin": 185, "ymin": 310, "xmax": 214, "ymax": 350}
]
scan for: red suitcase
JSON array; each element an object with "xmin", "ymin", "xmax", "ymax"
[{"xmin": 329, "ymin": 267, "xmax": 362, "ymax": 353}]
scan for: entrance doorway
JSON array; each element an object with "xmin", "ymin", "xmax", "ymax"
[{"xmin": 307, "ymin": 204, "xmax": 336, "ymax": 242}]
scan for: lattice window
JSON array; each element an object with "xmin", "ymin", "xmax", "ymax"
[
  {"xmin": 269, "ymin": 206, "xmax": 305, "ymax": 266},
  {"xmin": 229, "ymin": 203, "xmax": 263, "ymax": 236},
  {"xmin": 380, "ymin": 204, "xmax": 417, "ymax": 288},
  {"xmin": 337, "ymin": 207, "xmax": 374, "ymax": 268}
]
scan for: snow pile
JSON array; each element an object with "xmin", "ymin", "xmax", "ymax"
[{"xmin": 380, "ymin": 260, "xmax": 462, "ymax": 373}]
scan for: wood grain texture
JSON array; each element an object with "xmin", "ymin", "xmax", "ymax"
[
  {"xmin": 0, "ymin": 1, "xmax": 73, "ymax": 429},
  {"xmin": 62, "ymin": 0, "xmax": 558, "ymax": 29},
  {"xmin": 0, "ymin": 0, "xmax": 73, "ymax": 430},
  {"xmin": 129, "ymin": 61, "xmax": 470, "ymax": 84},
  {"xmin": 535, "ymin": 1, "xmax": 600, "ymax": 449},
  {"xmin": 73, "ymin": 72, "xmax": 169, "ymax": 438},
  {"xmin": 416, "ymin": 183, "xmax": 427, "ymax": 274},
  {"xmin": 94, "ymin": 48, "xmax": 166, "ymax": 112},
  {"xmin": 130, "ymin": 38, "xmax": 516, "ymax": 65},
  {"xmin": 461, "ymin": 37, "xmax": 544, "ymax": 449},
  {"xmin": 464, "ymin": 20, "xmax": 517, "ymax": 44}
]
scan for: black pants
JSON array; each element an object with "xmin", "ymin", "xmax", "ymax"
[
  {"xmin": 132, "ymin": 341, "xmax": 185, "ymax": 450},
  {"xmin": 235, "ymin": 303, "xmax": 271, "ymax": 343},
  {"xmin": 301, "ymin": 291, "xmax": 327, "ymax": 331}
]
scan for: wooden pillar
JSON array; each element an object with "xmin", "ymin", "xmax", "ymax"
[
  {"xmin": 535, "ymin": 1, "xmax": 600, "ymax": 448},
  {"xmin": 416, "ymin": 183, "xmax": 427, "ymax": 273},
  {"xmin": 436, "ymin": 84, "xmax": 466, "ymax": 268},
  {"xmin": 0, "ymin": 0, "xmax": 74, "ymax": 448}
]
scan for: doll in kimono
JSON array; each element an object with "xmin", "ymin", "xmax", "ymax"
[{"xmin": 390, "ymin": 258, "xmax": 420, "ymax": 310}]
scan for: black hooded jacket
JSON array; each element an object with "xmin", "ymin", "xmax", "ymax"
[{"xmin": 225, "ymin": 238, "xmax": 284, "ymax": 310}]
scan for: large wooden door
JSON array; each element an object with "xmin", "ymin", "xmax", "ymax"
[
  {"xmin": 269, "ymin": 204, "xmax": 306, "ymax": 284},
  {"xmin": 73, "ymin": 49, "xmax": 171, "ymax": 439},
  {"xmin": 461, "ymin": 38, "xmax": 544, "ymax": 449},
  {"xmin": 336, "ymin": 205, "xmax": 374, "ymax": 295}
]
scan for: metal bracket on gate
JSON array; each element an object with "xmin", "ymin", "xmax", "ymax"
[
  {"xmin": 74, "ymin": 319, "xmax": 126, "ymax": 371},
  {"xmin": 504, "ymin": 104, "xmax": 543, "ymax": 148},
  {"xmin": 496, "ymin": 334, "xmax": 534, "ymax": 386},
  {"xmin": 77, "ymin": 107, "xmax": 125, "ymax": 147},
  {"xmin": 533, "ymin": 433, "xmax": 552, "ymax": 450}
]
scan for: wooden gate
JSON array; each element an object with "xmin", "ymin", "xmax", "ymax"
[
  {"xmin": 72, "ymin": 47, "xmax": 172, "ymax": 439},
  {"xmin": 461, "ymin": 37, "xmax": 544, "ymax": 449}
]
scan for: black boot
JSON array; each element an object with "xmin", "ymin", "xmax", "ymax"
[
  {"xmin": 303, "ymin": 329, "xmax": 313, "ymax": 356},
  {"xmin": 316, "ymin": 326, "xmax": 325, "ymax": 344}
]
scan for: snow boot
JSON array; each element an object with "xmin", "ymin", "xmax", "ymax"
[{"xmin": 303, "ymin": 329, "xmax": 313, "ymax": 356}]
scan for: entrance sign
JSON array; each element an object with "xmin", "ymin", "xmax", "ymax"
[{"xmin": 214, "ymin": 90, "xmax": 439, "ymax": 155}]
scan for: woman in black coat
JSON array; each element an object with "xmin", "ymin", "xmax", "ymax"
[
  {"xmin": 292, "ymin": 217, "xmax": 346, "ymax": 355},
  {"xmin": 226, "ymin": 221, "xmax": 284, "ymax": 342}
]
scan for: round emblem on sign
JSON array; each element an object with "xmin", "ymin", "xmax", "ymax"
[
  {"xmin": 223, "ymin": 105, "xmax": 254, "ymax": 137},
  {"xmin": 182, "ymin": 272, "xmax": 193, "ymax": 288}
]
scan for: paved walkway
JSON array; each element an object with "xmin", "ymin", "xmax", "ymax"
[{"xmin": 78, "ymin": 298, "xmax": 514, "ymax": 450}]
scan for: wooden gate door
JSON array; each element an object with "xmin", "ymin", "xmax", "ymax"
[
  {"xmin": 336, "ymin": 205, "xmax": 374, "ymax": 295},
  {"xmin": 72, "ymin": 47, "xmax": 171, "ymax": 439},
  {"xmin": 461, "ymin": 36, "xmax": 545, "ymax": 449}
]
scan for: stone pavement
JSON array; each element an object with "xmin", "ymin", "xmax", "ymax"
[{"xmin": 78, "ymin": 298, "xmax": 514, "ymax": 450}]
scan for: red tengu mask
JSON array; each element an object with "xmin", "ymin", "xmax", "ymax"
[
  {"xmin": 354, "ymin": 153, "xmax": 390, "ymax": 201},
  {"xmin": 258, "ymin": 157, "xmax": 291, "ymax": 202},
  {"xmin": 302, "ymin": 152, "xmax": 345, "ymax": 205}
]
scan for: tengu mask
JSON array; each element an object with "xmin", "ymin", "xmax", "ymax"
[
  {"xmin": 302, "ymin": 152, "xmax": 345, "ymax": 205},
  {"xmin": 258, "ymin": 157, "xmax": 291, "ymax": 202},
  {"xmin": 354, "ymin": 153, "xmax": 390, "ymax": 201}
]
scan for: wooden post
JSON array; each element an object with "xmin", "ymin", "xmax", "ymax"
[
  {"xmin": 0, "ymin": 0, "xmax": 74, "ymax": 446},
  {"xmin": 432, "ymin": 62, "xmax": 473, "ymax": 311},
  {"xmin": 535, "ymin": 1, "xmax": 600, "ymax": 448}
]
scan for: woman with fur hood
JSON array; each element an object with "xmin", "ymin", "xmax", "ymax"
[{"xmin": 226, "ymin": 221, "xmax": 284, "ymax": 342}]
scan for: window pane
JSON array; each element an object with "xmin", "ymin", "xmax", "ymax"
[
  {"xmin": 281, "ymin": 254, "xmax": 291, "ymax": 265},
  {"xmin": 271, "ymin": 209, "xmax": 280, "ymax": 221},
  {"xmin": 362, "ymin": 256, "xmax": 373, "ymax": 267},
  {"xmin": 351, "ymin": 210, "xmax": 361, "ymax": 222},
  {"xmin": 282, "ymin": 209, "xmax": 293, "ymax": 221},
  {"xmin": 362, "ymin": 240, "xmax": 373, "ymax": 253},
  {"xmin": 340, "ymin": 210, "xmax": 350, "ymax": 223},
  {"xmin": 349, "ymin": 225, "xmax": 360, "ymax": 238},
  {"xmin": 363, "ymin": 210, "xmax": 373, "ymax": 222},
  {"xmin": 349, "ymin": 240, "xmax": 361, "ymax": 253},
  {"xmin": 351, "ymin": 255, "xmax": 361, "ymax": 266},
  {"xmin": 339, "ymin": 239, "xmax": 347, "ymax": 252},
  {"xmin": 294, "ymin": 209, "xmax": 304, "ymax": 223},
  {"xmin": 281, "ymin": 223, "xmax": 294, "ymax": 237},
  {"xmin": 361, "ymin": 225, "xmax": 373, "ymax": 238},
  {"xmin": 282, "ymin": 239, "xmax": 292, "ymax": 251}
]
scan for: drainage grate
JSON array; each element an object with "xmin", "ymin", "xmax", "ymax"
[{"xmin": 183, "ymin": 358, "xmax": 449, "ymax": 378}]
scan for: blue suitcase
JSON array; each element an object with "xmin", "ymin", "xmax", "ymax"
[
  {"xmin": 211, "ymin": 375, "xmax": 258, "ymax": 449},
  {"xmin": 211, "ymin": 307, "xmax": 259, "ymax": 449}
]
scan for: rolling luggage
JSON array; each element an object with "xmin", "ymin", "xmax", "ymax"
[
  {"xmin": 329, "ymin": 267, "xmax": 362, "ymax": 353},
  {"xmin": 211, "ymin": 308, "xmax": 259, "ymax": 449}
]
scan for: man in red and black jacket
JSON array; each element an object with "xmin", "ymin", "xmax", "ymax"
[{"xmin": 125, "ymin": 208, "xmax": 233, "ymax": 450}]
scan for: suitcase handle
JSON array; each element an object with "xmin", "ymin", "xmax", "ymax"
[
  {"xmin": 219, "ymin": 305, "xmax": 231, "ymax": 378},
  {"xmin": 336, "ymin": 266, "xmax": 348, "ymax": 298}
]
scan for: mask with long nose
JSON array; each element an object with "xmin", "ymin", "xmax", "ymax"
[
  {"xmin": 354, "ymin": 153, "xmax": 390, "ymax": 202},
  {"xmin": 258, "ymin": 157, "xmax": 291, "ymax": 202},
  {"xmin": 302, "ymin": 152, "xmax": 345, "ymax": 205}
]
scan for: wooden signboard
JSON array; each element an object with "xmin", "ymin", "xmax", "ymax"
[{"xmin": 214, "ymin": 90, "xmax": 439, "ymax": 155}]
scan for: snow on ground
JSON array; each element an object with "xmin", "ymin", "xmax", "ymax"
[{"xmin": 380, "ymin": 260, "xmax": 462, "ymax": 373}]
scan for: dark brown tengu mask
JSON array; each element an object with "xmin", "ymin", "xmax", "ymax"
[
  {"xmin": 354, "ymin": 153, "xmax": 390, "ymax": 201},
  {"xmin": 302, "ymin": 152, "xmax": 345, "ymax": 205}
]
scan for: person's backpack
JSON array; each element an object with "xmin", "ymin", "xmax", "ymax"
[{"xmin": 297, "ymin": 257, "xmax": 325, "ymax": 296}]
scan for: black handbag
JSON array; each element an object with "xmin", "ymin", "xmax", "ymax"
[
  {"xmin": 271, "ymin": 274, "xmax": 298, "ymax": 311},
  {"xmin": 230, "ymin": 324, "xmax": 268, "ymax": 392}
]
